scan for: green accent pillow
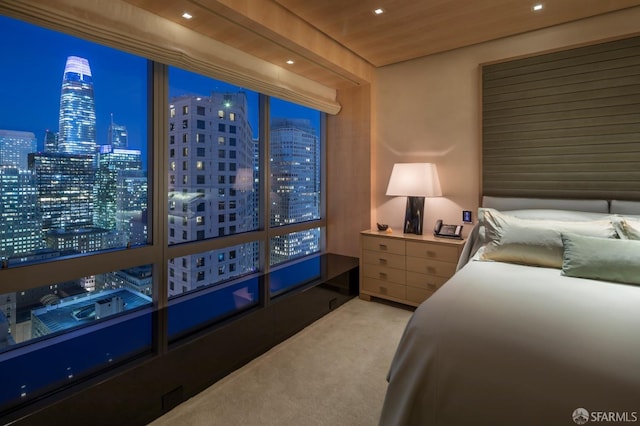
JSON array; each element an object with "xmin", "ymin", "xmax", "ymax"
[{"xmin": 561, "ymin": 233, "xmax": 640, "ymax": 285}]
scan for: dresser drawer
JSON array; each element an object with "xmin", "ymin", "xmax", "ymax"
[
  {"xmin": 362, "ymin": 250, "xmax": 405, "ymax": 269},
  {"xmin": 406, "ymin": 271, "xmax": 448, "ymax": 291},
  {"xmin": 362, "ymin": 263, "xmax": 405, "ymax": 284},
  {"xmin": 362, "ymin": 235, "xmax": 405, "ymax": 255},
  {"xmin": 406, "ymin": 286, "xmax": 434, "ymax": 305},
  {"xmin": 362, "ymin": 277, "xmax": 406, "ymax": 300},
  {"xmin": 406, "ymin": 241, "xmax": 459, "ymax": 262},
  {"xmin": 406, "ymin": 257, "xmax": 456, "ymax": 278}
]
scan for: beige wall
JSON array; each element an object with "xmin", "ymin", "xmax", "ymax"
[{"xmin": 373, "ymin": 7, "xmax": 640, "ymax": 237}]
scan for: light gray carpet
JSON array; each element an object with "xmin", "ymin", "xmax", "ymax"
[{"xmin": 149, "ymin": 298, "xmax": 413, "ymax": 426}]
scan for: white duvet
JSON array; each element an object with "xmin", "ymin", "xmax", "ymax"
[{"xmin": 380, "ymin": 260, "xmax": 640, "ymax": 425}]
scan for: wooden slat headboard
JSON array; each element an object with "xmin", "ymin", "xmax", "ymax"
[{"xmin": 482, "ymin": 35, "xmax": 640, "ymax": 201}]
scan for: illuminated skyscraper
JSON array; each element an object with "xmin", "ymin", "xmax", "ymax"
[
  {"xmin": 0, "ymin": 130, "xmax": 37, "ymax": 170},
  {"xmin": 58, "ymin": 56, "xmax": 96, "ymax": 155},
  {"xmin": 93, "ymin": 145, "xmax": 147, "ymax": 233},
  {"xmin": 167, "ymin": 92, "xmax": 258, "ymax": 296},
  {"xmin": 269, "ymin": 118, "xmax": 320, "ymax": 264},
  {"xmin": 108, "ymin": 114, "xmax": 128, "ymax": 149},
  {"xmin": 28, "ymin": 152, "xmax": 95, "ymax": 233},
  {"xmin": 0, "ymin": 167, "xmax": 41, "ymax": 260}
]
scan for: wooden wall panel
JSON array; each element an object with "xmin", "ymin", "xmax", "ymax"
[
  {"xmin": 482, "ymin": 36, "xmax": 640, "ymax": 200},
  {"xmin": 325, "ymin": 85, "xmax": 371, "ymax": 257}
]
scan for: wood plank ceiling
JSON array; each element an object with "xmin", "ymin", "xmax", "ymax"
[{"xmin": 123, "ymin": 0, "xmax": 640, "ymax": 89}]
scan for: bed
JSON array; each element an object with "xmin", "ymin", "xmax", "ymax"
[{"xmin": 379, "ymin": 197, "xmax": 640, "ymax": 426}]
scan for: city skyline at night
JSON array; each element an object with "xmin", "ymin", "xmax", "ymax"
[{"xmin": 0, "ymin": 15, "xmax": 320, "ymax": 160}]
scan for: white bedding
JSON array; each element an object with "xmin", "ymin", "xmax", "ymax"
[{"xmin": 380, "ymin": 260, "xmax": 640, "ymax": 425}]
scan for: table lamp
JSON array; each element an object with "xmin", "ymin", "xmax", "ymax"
[{"xmin": 385, "ymin": 163, "xmax": 442, "ymax": 235}]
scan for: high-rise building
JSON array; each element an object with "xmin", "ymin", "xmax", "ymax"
[
  {"xmin": 28, "ymin": 152, "xmax": 95, "ymax": 233},
  {"xmin": 269, "ymin": 118, "xmax": 320, "ymax": 264},
  {"xmin": 108, "ymin": 114, "xmax": 128, "ymax": 149},
  {"xmin": 0, "ymin": 167, "xmax": 41, "ymax": 260},
  {"xmin": 0, "ymin": 130, "xmax": 37, "ymax": 170},
  {"xmin": 167, "ymin": 92, "xmax": 258, "ymax": 296},
  {"xmin": 44, "ymin": 130, "xmax": 58, "ymax": 153},
  {"xmin": 117, "ymin": 172, "xmax": 148, "ymax": 245},
  {"xmin": 58, "ymin": 56, "xmax": 96, "ymax": 155},
  {"xmin": 94, "ymin": 146, "xmax": 144, "ymax": 231}
]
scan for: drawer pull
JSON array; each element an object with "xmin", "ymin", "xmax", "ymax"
[
  {"xmin": 379, "ymin": 286, "xmax": 388, "ymax": 294},
  {"xmin": 379, "ymin": 272, "xmax": 388, "ymax": 279},
  {"xmin": 426, "ymin": 250, "xmax": 436, "ymax": 257},
  {"xmin": 378, "ymin": 258, "xmax": 388, "ymax": 264},
  {"xmin": 427, "ymin": 282, "xmax": 437, "ymax": 290},
  {"xmin": 426, "ymin": 267, "xmax": 437, "ymax": 274},
  {"xmin": 378, "ymin": 244, "xmax": 388, "ymax": 250}
]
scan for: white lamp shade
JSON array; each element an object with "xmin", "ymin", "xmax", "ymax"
[{"xmin": 385, "ymin": 163, "xmax": 442, "ymax": 197}]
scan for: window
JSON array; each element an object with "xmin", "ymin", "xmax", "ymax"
[
  {"xmin": 0, "ymin": 15, "xmax": 324, "ymax": 413},
  {"xmin": 269, "ymin": 99, "xmax": 321, "ymax": 229},
  {"xmin": 168, "ymin": 66, "xmax": 260, "ymax": 250},
  {"xmin": 0, "ymin": 16, "xmax": 154, "ymax": 407}
]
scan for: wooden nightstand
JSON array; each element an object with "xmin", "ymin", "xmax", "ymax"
[{"xmin": 359, "ymin": 230, "xmax": 465, "ymax": 307}]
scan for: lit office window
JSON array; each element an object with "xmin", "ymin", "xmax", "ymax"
[{"xmin": 0, "ymin": 17, "xmax": 149, "ymax": 266}]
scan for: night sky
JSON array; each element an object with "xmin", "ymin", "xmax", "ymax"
[{"xmin": 0, "ymin": 15, "xmax": 320, "ymax": 161}]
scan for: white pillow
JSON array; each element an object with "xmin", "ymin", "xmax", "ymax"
[
  {"xmin": 613, "ymin": 216, "xmax": 640, "ymax": 240},
  {"xmin": 478, "ymin": 208, "xmax": 617, "ymax": 268}
]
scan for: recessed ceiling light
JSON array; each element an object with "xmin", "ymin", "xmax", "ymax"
[
  {"xmin": 182, "ymin": 12, "xmax": 193, "ymax": 19},
  {"xmin": 286, "ymin": 60, "xmax": 295, "ymax": 65},
  {"xmin": 373, "ymin": 8, "xmax": 385, "ymax": 15},
  {"xmin": 532, "ymin": 4, "xmax": 543, "ymax": 11}
]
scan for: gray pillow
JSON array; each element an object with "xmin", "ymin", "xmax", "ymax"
[{"xmin": 561, "ymin": 233, "xmax": 640, "ymax": 285}]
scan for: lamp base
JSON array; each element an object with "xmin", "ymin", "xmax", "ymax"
[{"xmin": 403, "ymin": 196, "xmax": 425, "ymax": 235}]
